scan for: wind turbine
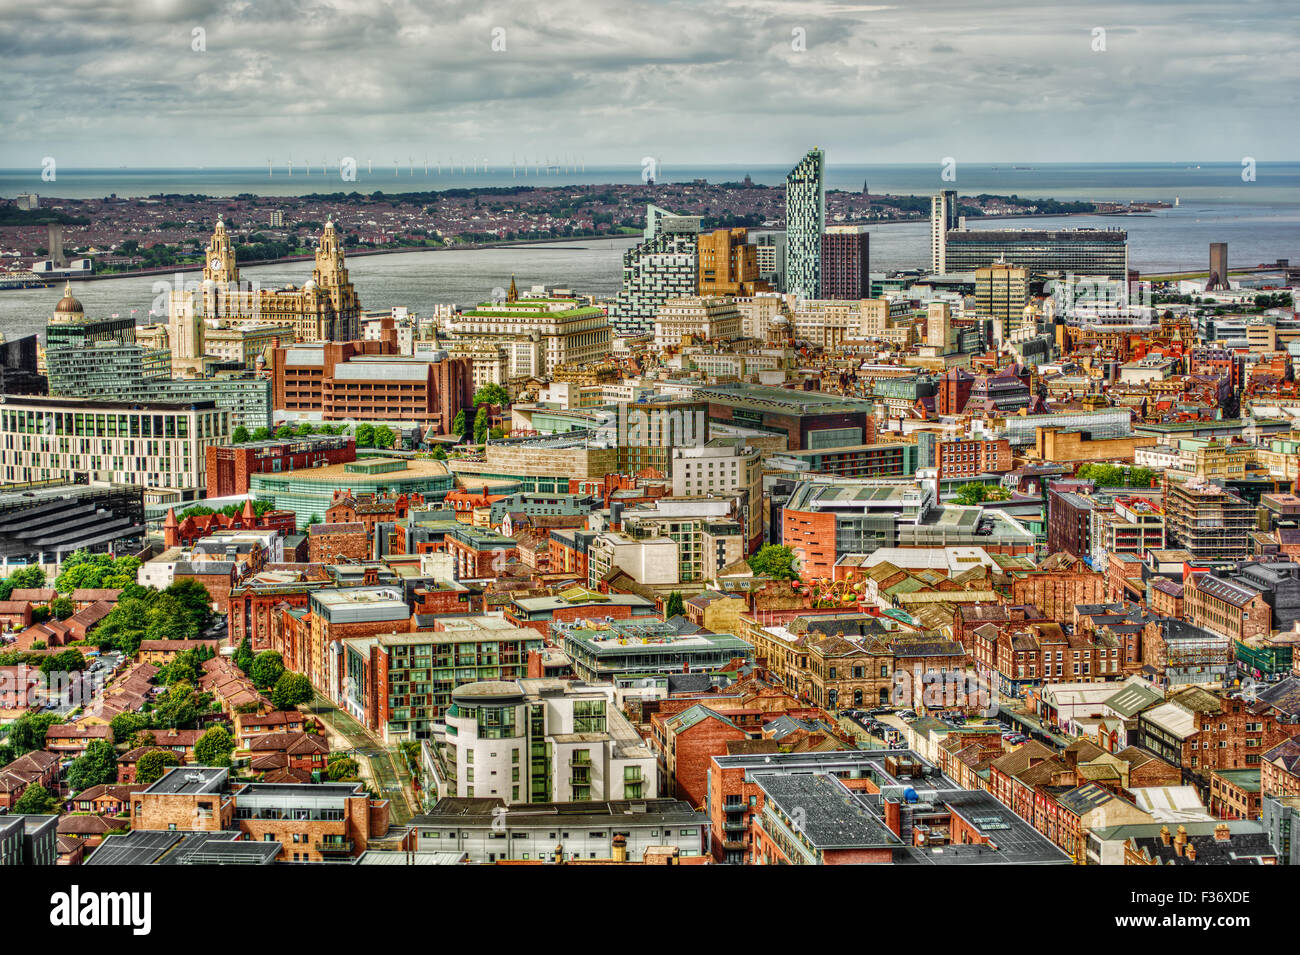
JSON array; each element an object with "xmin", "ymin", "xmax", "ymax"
[
  {"xmin": 267, "ymin": 158, "xmax": 273, "ymax": 178},
  {"xmin": 288, "ymin": 159, "xmax": 293, "ymax": 176},
  {"xmin": 368, "ymin": 158, "xmax": 373, "ymax": 175}
]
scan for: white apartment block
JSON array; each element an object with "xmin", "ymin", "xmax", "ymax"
[
  {"xmin": 0, "ymin": 396, "xmax": 229, "ymax": 502},
  {"xmin": 429, "ymin": 678, "xmax": 657, "ymax": 805},
  {"xmin": 671, "ymin": 440, "xmax": 762, "ymax": 504},
  {"xmin": 587, "ymin": 532, "xmax": 679, "ymax": 589}
]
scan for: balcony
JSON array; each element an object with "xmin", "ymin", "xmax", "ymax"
[{"xmin": 314, "ymin": 839, "xmax": 354, "ymax": 854}]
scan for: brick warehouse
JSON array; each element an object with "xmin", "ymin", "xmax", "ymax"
[{"xmin": 206, "ymin": 434, "xmax": 356, "ymax": 497}]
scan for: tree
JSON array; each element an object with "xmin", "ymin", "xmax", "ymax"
[
  {"xmin": 0, "ymin": 565, "xmax": 46, "ymax": 601},
  {"xmin": 307, "ymin": 513, "xmax": 322, "ymax": 526},
  {"xmin": 953, "ymin": 483, "xmax": 1010, "ymax": 506},
  {"xmin": 272, "ymin": 671, "xmax": 314, "ymax": 710},
  {"xmin": 67, "ymin": 739, "xmax": 118, "ymax": 791},
  {"xmin": 194, "ymin": 725, "xmax": 236, "ymax": 767},
  {"xmin": 5, "ymin": 712, "xmax": 61, "ymax": 755},
  {"xmin": 231, "ymin": 425, "xmax": 251, "ymax": 443},
  {"xmin": 164, "ymin": 579, "xmax": 212, "ymax": 632},
  {"xmin": 355, "ymin": 423, "xmax": 375, "ymax": 447},
  {"xmin": 12, "ymin": 783, "xmax": 59, "ymax": 814},
  {"xmin": 431, "ymin": 445, "xmax": 447, "ymax": 460},
  {"xmin": 234, "ymin": 636, "xmax": 254, "ymax": 674},
  {"xmin": 110, "ymin": 712, "xmax": 151, "ymax": 745},
  {"xmin": 473, "ymin": 405, "xmax": 489, "ymax": 443},
  {"xmin": 295, "ymin": 422, "xmax": 315, "ymax": 436},
  {"xmin": 747, "ymin": 544, "xmax": 799, "ymax": 580},
  {"xmin": 50, "ymin": 596, "xmax": 74, "ymax": 620},
  {"xmin": 373, "ymin": 425, "xmax": 396, "ymax": 450},
  {"xmin": 473, "ymin": 383, "xmax": 510, "ymax": 407},
  {"xmin": 326, "ymin": 753, "xmax": 360, "ymax": 781},
  {"xmin": 135, "ymin": 750, "xmax": 180, "ymax": 786},
  {"xmin": 275, "ymin": 424, "xmax": 295, "ymax": 439},
  {"xmin": 252, "ymin": 426, "xmax": 271, "ymax": 441},
  {"xmin": 452, "ymin": 409, "xmax": 467, "ymax": 437},
  {"xmin": 250, "ymin": 650, "xmax": 285, "ymax": 690},
  {"xmin": 664, "ymin": 591, "xmax": 685, "ymax": 618}
]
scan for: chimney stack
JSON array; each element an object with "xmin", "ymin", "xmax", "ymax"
[
  {"xmin": 1174, "ymin": 825, "xmax": 1187, "ymax": 856},
  {"xmin": 611, "ymin": 834, "xmax": 627, "ymax": 863}
]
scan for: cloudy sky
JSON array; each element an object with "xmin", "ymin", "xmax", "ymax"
[{"xmin": 1, "ymin": 0, "xmax": 1296, "ymax": 168}]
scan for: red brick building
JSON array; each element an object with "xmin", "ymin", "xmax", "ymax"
[
  {"xmin": 308, "ymin": 522, "xmax": 370, "ymax": 564},
  {"xmin": 163, "ymin": 501, "xmax": 297, "ymax": 548},
  {"xmin": 206, "ymin": 434, "xmax": 356, "ymax": 497},
  {"xmin": 937, "ymin": 438, "xmax": 1012, "ymax": 481},
  {"xmin": 270, "ymin": 339, "xmax": 473, "ymax": 431}
]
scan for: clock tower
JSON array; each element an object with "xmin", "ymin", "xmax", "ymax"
[{"xmin": 203, "ymin": 216, "xmax": 240, "ymax": 285}]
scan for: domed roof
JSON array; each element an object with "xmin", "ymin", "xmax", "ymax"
[{"xmin": 54, "ymin": 281, "xmax": 83, "ymax": 315}]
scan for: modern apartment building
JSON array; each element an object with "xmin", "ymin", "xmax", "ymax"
[
  {"xmin": 421, "ymin": 678, "xmax": 657, "ymax": 805},
  {"xmin": 341, "ymin": 617, "xmax": 545, "ymax": 742},
  {"xmin": 608, "ymin": 204, "xmax": 702, "ymax": 338},
  {"xmin": 621, "ymin": 497, "xmax": 746, "ymax": 581},
  {"xmin": 784, "ymin": 148, "xmax": 826, "ymax": 299},
  {"xmin": 0, "ymin": 396, "xmax": 229, "ymax": 503}
]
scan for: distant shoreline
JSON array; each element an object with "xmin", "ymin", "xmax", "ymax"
[{"xmin": 13, "ymin": 208, "xmax": 1114, "ymax": 286}]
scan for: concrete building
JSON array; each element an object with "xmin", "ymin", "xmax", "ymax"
[{"xmin": 930, "ymin": 190, "xmax": 959, "ymax": 273}]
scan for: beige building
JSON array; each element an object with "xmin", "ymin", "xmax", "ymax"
[
  {"xmin": 444, "ymin": 291, "xmax": 610, "ymax": 379},
  {"xmin": 167, "ymin": 218, "xmax": 361, "ymax": 357},
  {"xmin": 975, "ymin": 262, "xmax": 1029, "ymax": 341},
  {"xmin": 438, "ymin": 340, "xmax": 510, "ymax": 390},
  {"xmin": 652, "ymin": 296, "xmax": 742, "ymax": 350}
]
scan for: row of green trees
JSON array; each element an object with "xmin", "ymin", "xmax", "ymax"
[
  {"xmin": 1075, "ymin": 463, "xmax": 1158, "ymax": 488},
  {"xmin": 230, "ymin": 422, "xmax": 349, "ymax": 443}
]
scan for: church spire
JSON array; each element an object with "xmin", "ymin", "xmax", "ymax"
[{"xmin": 507, "ymin": 274, "xmax": 518, "ymax": 303}]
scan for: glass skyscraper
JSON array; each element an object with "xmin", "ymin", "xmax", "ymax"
[{"xmin": 784, "ymin": 148, "xmax": 825, "ymax": 300}]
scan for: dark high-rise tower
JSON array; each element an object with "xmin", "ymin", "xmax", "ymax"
[
  {"xmin": 1208, "ymin": 242, "xmax": 1229, "ymax": 291},
  {"xmin": 820, "ymin": 226, "xmax": 871, "ymax": 300}
]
